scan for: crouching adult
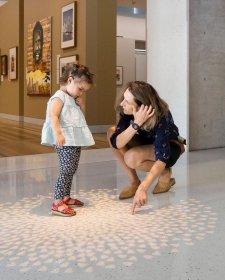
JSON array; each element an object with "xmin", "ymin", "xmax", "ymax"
[{"xmin": 107, "ymin": 81, "xmax": 185, "ymax": 214}]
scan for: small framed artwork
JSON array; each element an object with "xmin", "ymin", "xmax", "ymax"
[
  {"xmin": 116, "ymin": 66, "xmax": 123, "ymax": 85},
  {"xmin": 61, "ymin": 2, "xmax": 77, "ymax": 49},
  {"xmin": 9, "ymin": 47, "xmax": 18, "ymax": 80},
  {"xmin": 59, "ymin": 55, "xmax": 79, "ymax": 78},
  {"xmin": 1, "ymin": 55, "xmax": 8, "ymax": 76}
]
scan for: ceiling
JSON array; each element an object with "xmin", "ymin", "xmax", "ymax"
[
  {"xmin": 117, "ymin": 0, "xmax": 146, "ymax": 8},
  {"xmin": 0, "ymin": 0, "xmax": 7, "ymax": 7}
]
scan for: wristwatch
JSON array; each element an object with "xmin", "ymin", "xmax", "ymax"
[{"xmin": 131, "ymin": 121, "xmax": 140, "ymax": 131}]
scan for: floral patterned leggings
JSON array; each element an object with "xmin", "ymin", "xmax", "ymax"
[{"xmin": 54, "ymin": 146, "xmax": 81, "ymax": 200}]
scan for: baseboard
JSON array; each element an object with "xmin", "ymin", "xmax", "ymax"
[
  {"xmin": 0, "ymin": 113, "xmax": 45, "ymax": 125},
  {"xmin": 23, "ymin": 117, "xmax": 45, "ymax": 125},
  {"xmin": 0, "ymin": 113, "xmax": 24, "ymax": 122}
]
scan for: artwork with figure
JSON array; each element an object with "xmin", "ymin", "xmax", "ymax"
[
  {"xmin": 33, "ymin": 21, "xmax": 43, "ymax": 65},
  {"xmin": 26, "ymin": 17, "xmax": 51, "ymax": 96},
  {"xmin": 9, "ymin": 47, "xmax": 18, "ymax": 80},
  {"xmin": 116, "ymin": 66, "xmax": 123, "ymax": 85},
  {"xmin": 10, "ymin": 56, "xmax": 15, "ymax": 72}
]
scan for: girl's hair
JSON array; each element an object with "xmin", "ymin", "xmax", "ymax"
[
  {"xmin": 60, "ymin": 64, "xmax": 94, "ymax": 85},
  {"xmin": 116, "ymin": 81, "xmax": 169, "ymax": 130}
]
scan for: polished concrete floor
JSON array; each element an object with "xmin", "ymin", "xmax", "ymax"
[{"xmin": 0, "ymin": 147, "xmax": 225, "ymax": 280}]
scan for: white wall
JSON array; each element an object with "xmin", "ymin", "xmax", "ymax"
[
  {"xmin": 116, "ymin": 37, "xmax": 135, "ymax": 106},
  {"xmin": 147, "ymin": 0, "xmax": 189, "ymax": 144},
  {"xmin": 135, "ymin": 51, "xmax": 147, "ymax": 81},
  {"xmin": 117, "ymin": 15, "xmax": 146, "ymax": 40},
  {"xmin": 116, "ymin": 15, "xmax": 146, "ymax": 102}
]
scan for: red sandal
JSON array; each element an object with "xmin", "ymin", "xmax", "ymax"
[
  {"xmin": 51, "ymin": 201, "xmax": 76, "ymax": 217},
  {"xmin": 63, "ymin": 197, "xmax": 84, "ymax": 207}
]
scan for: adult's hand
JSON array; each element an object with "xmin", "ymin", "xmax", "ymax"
[
  {"xmin": 131, "ymin": 185, "xmax": 148, "ymax": 215},
  {"xmin": 132, "ymin": 105, "xmax": 155, "ymax": 127}
]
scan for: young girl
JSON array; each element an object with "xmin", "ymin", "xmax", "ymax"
[{"xmin": 41, "ymin": 65, "xmax": 95, "ymax": 217}]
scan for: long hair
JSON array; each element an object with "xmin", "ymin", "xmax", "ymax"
[{"xmin": 115, "ymin": 81, "xmax": 169, "ymax": 130}]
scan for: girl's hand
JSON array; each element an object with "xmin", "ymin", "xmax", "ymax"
[
  {"xmin": 132, "ymin": 105, "xmax": 155, "ymax": 127},
  {"xmin": 56, "ymin": 133, "xmax": 65, "ymax": 147},
  {"xmin": 131, "ymin": 185, "xmax": 148, "ymax": 215},
  {"xmin": 75, "ymin": 97, "xmax": 85, "ymax": 111}
]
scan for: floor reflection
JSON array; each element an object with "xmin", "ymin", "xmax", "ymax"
[{"xmin": 0, "ymin": 148, "xmax": 225, "ymax": 280}]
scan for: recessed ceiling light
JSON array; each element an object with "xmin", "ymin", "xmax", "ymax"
[{"xmin": 0, "ymin": 0, "xmax": 7, "ymax": 7}]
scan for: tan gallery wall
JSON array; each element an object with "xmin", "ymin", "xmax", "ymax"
[
  {"xmin": 0, "ymin": 0, "xmax": 116, "ymax": 125},
  {"xmin": 0, "ymin": 0, "xmax": 20, "ymax": 115},
  {"xmin": 85, "ymin": 0, "xmax": 117, "ymax": 125}
]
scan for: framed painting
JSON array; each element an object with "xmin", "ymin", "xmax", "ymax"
[
  {"xmin": 9, "ymin": 47, "xmax": 18, "ymax": 80},
  {"xmin": 26, "ymin": 17, "xmax": 51, "ymax": 96},
  {"xmin": 61, "ymin": 2, "xmax": 77, "ymax": 48},
  {"xmin": 59, "ymin": 55, "xmax": 79, "ymax": 78},
  {"xmin": 1, "ymin": 55, "xmax": 8, "ymax": 76},
  {"xmin": 116, "ymin": 66, "xmax": 123, "ymax": 85}
]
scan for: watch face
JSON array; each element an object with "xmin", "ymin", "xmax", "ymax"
[{"xmin": 132, "ymin": 122, "xmax": 139, "ymax": 130}]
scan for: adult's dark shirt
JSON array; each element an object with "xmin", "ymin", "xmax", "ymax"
[{"xmin": 110, "ymin": 110, "xmax": 180, "ymax": 164}]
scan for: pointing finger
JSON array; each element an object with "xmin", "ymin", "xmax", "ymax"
[{"xmin": 131, "ymin": 202, "xmax": 137, "ymax": 215}]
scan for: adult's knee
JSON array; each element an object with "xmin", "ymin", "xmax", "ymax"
[{"xmin": 124, "ymin": 149, "xmax": 139, "ymax": 169}]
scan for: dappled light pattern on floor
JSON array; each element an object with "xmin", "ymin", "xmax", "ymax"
[{"xmin": 0, "ymin": 189, "xmax": 217, "ymax": 274}]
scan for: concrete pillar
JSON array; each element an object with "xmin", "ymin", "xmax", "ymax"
[{"xmin": 189, "ymin": 0, "xmax": 225, "ymax": 150}]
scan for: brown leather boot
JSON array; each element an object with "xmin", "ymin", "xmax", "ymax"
[
  {"xmin": 152, "ymin": 178, "xmax": 176, "ymax": 194},
  {"xmin": 119, "ymin": 182, "xmax": 139, "ymax": 199}
]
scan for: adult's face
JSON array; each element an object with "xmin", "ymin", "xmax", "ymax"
[{"xmin": 120, "ymin": 89, "xmax": 139, "ymax": 115}]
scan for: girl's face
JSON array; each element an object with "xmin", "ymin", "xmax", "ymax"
[
  {"xmin": 66, "ymin": 77, "xmax": 91, "ymax": 98},
  {"xmin": 120, "ymin": 89, "xmax": 138, "ymax": 115}
]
